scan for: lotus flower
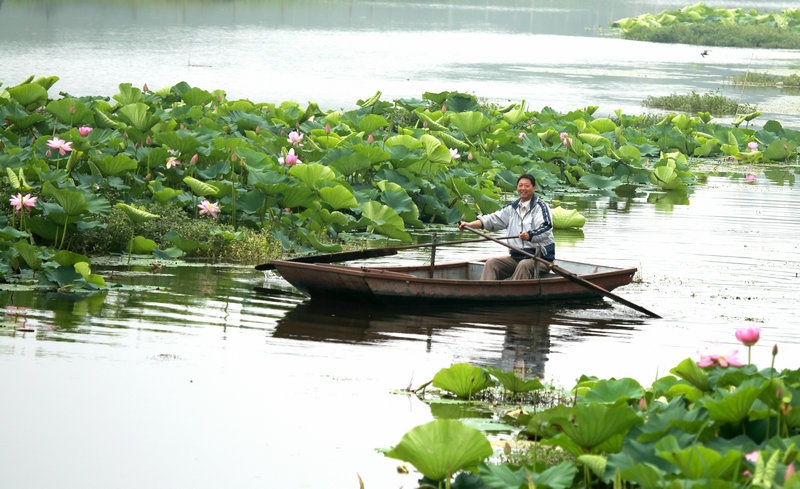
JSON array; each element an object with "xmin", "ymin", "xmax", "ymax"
[
  {"xmin": 519, "ymin": 132, "xmax": 526, "ymax": 141},
  {"xmin": 449, "ymin": 148, "xmax": 460, "ymax": 160},
  {"xmin": 748, "ymin": 141, "xmax": 758, "ymax": 151},
  {"xmin": 190, "ymin": 153, "xmax": 199, "ymax": 165},
  {"xmin": 46, "ymin": 137, "xmax": 73, "ymax": 156},
  {"xmin": 745, "ymin": 450, "xmax": 759, "ymax": 462},
  {"xmin": 367, "ymin": 133, "xmax": 374, "ymax": 144},
  {"xmin": 279, "ymin": 148, "xmax": 301, "ymax": 166},
  {"xmin": 287, "ymin": 130, "xmax": 304, "ymax": 146},
  {"xmin": 197, "ymin": 200, "xmax": 220, "ymax": 219},
  {"xmin": 746, "ymin": 173, "xmax": 756, "ymax": 182},
  {"xmin": 736, "ymin": 327, "xmax": 760, "ymax": 347},
  {"xmin": 78, "ymin": 126, "xmax": 93, "ymax": 137},
  {"xmin": 9, "ymin": 193, "xmax": 38, "ymax": 214},
  {"xmin": 166, "ymin": 156, "xmax": 180, "ymax": 169},
  {"xmin": 697, "ymin": 346, "xmax": 743, "ymax": 367}
]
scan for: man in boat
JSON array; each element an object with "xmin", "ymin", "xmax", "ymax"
[{"xmin": 457, "ymin": 173, "xmax": 555, "ymax": 280}]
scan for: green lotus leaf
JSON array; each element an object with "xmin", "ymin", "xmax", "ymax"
[
  {"xmin": 479, "ymin": 461, "xmax": 577, "ymax": 489},
  {"xmin": 12, "ymin": 241, "xmax": 42, "ymax": 271},
  {"xmin": 420, "ymin": 134, "xmax": 452, "ymax": 164},
  {"xmin": 384, "ymin": 134, "xmax": 422, "ymax": 150},
  {"xmin": 361, "ymin": 201, "xmax": 411, "ymax": 241},
  {"xmin": 164, "ymin": 230, "xmax": 204, "ymax": 253},
  {"xmin": 486, "ymin": 366, "xmax": 544, "ymax": 394},
  {"xmin": 46, "ymin": 98, "xmax": 92, "ymax": 127},
  {"xmin": 578, "ymin": 174, "xmax": 621, "ymax": 190},
  {"xmin": 669, "ymin": 358, "xmax": 710, "ymax": 391},
  {"xmin": 502, "ymin": 102, "xmax": 527, "ymax": 125},
  {"xmin": 42, "ymin": 265, "xmax": 83, "ymax": 288},
  {"xmin": 51, "ymin": 250, "xmax": 91, "ymax": 267},
  {"xmin": 381, "ymin": 419, "xmax": 492, "ymax": 482},
  {"xmin": 703, "ymin": 379, "xmax": 765, "ymax": 423},
  {"xmin": 6, "ymin": 168, "xmax": 20, "ymax": 190},
  {"xmin": 152, "ymin": 247, "xmax": 185, "ymax": 259},
  {"xmin": 416, "ymin": 111, "xmax": 448, "ymax": 131},
  {"xmin": 649, "ymin": 166, "xmax": 683, "ymax": 190},
  {"xmin": 183, "ymin": 176, "xmax": 219, "ymax": 197},
  {"xmin": 150, "ymin": 186, "xmax": 183, "ymax": 204},
  {"xmin": 590, "ymin": 118, "xmax": 618, "ymax": 133},
  {"xmin": 555, "ymin": 404, "xmax": 643, "ymax": 452},
  {"xmin": 289, "ymin": 163, "xmax": 337, "ymax": 188},
  {"xmin": 357, "ymin": 90, "xmax": 382, "ymax": 108},
  {"xmin": 0, "ymin": 226, "xmax": 29, "ymax": 240},
  {"xmin": 95, "ymin": 154, "xmax": 138, "ymax": 176},
  {"xmin": 113, "ymin": 83, "xmax": 144, "ymax": 105},
  {"xmin": 763, "ymin": 140, "xmax": 792, "ymax": 162},
  {"xmin": 115, "ymin": 203, "xmax": 160, "ymax": 224},
  {"xmin": 327, "ymin": 150, "xmax": 371, "ymax": 176},
  {"xmin": 439, "ymin": 132, "xmax": 470, "ymax": 152},
  {"xmin": 129, "ymin": 236, "xmax": 158, "ymax": 254},
  {"xmin": 179, "ymin": 87, "xmax": 214, "ymax": 106},
  {"xmin": 117, "ymin": 103, "xmax": 161, "ymax": 133},
  {"xmin": 551, "ymin": 206, "xmax": 586, "ymax": 229},
  {"xmin": 42, "ymin": 182, "xmax": 90, "ymax": 217},
  {"xmin": 655, "ymin": 436, "xmax": 741, "ymax": 479},
  {"xmin": 319, "ymin": 184, "xmax": 357, "ymax": 210},
  {"xmin": 357, "ymin": 114, "xmax": 389, "ymax": 135},
  {"xmin": 582, "ymin": 378, "xmax": 644, "ymax": 405},
  {"xmin": 314, "ymin": 132, "xmax": 343, "ymax": 149},
  {"xmin": 8, "ymin": 82, "xmax": 48, "ymax": 110},
  {"xmin": 275, "ymin": 183, "xmax": 318, "ymax": 209},
  {"xmin": 450, "ymin": 111, "xmax": 491, "ymax": 137},
  {"xmin": 578, "ymin": 133, "xmax": 610, "ymax": 147},
  {"xmin": 297, "ymin": 230, "xmax": 342, "ymax": 253},
  {"xmin": 433, "ymin": 363, "xmax": 493, "ymax": 399},
  {"xmin": 74, "ymin": 262, "xmax": 106, "ymax": 288}
]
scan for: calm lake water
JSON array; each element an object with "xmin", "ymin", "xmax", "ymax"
[{"xmin": 1, "ymin": 1, "xmax": 800, "ymax": 488}]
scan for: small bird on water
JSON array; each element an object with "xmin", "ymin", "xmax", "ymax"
[{"xmin": 700, "ymin": 50, "xmax": 710, "ymax": 57}]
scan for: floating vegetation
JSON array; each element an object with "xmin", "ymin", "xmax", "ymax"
[
  {"xmin": 1, "ymin": 75, "xmax": 799, "ymax": 286},
  {"xmin": 611, "ymin": 3, "xmax": 800, "ymax": 49},
  {"xmin": 727, "ymin": 72, "xmax": 800, "ymax": 89},
  {"xmin": 382, "ymin": 327, "xmax": 800, "ymax": 489},
  {"xmin": 642, "ymin": 90, "xmax": 756, "ymax": 115}
]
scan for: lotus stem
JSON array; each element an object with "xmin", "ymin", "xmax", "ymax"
[{"xmin": 59, "ymin": 220, "xmax": 68, "ymax": 249}]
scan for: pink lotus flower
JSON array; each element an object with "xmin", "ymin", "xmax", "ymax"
[
  {"xmin": 442, "ymin": 105, "xmax": 447, "ymax": 113},
  {"xmin": 748, "ymin": 141, "xmax": 758, "ymax": 151},
  {"xmin": 787, "ymin": 463, "xmax": 796, "ymax": 482},
  {"xmin": 697, "ymin": 347, "xmax": 743, "ymax": 368},
  {"xmin": 745, "ymin": 450, "xmax": 759, "ymax": 463},
  {"xmin": 279, "ymin": 148, "xmax": 301, "ymax": 166},
  {"xmin": 559, "ymin": 131, "xmax": 568, "ymax": 141},
  {"xmin": 449, "ymin": 148, "xmax": 460, "ymax": 160},
  {"xmin": 9, "ymin": 193, "xmax": 38, "ymax": 214},
  {"xmin": 287, "ymin": 130, "xmax": 304, "ymax": 146},
  {"xmin": 519, "ymin": 132, "xmax": 526, "ymax": 141},
  {"xmin": 197, "ymin": 200, "xmax": 220, "ymax": 219},
  {"xmin": 746, "ymin": 173, "xmax": 756, "ymax": 182},
  {"xmin": 367, "ymin": 133, "xmax": 374, "ymax": 144},
  {"xmin": 736, "ymin": 327, "xmax": 761, "ymax": 347},
  {"xmin": 190, "ymin": 153, "xmax": 199, "ymax": 165},
  {"xmin": 78, "ymin": 126, "xmax": 93, "ymax": 137},
  {"xmin": 467, "ymin": 152, "xmax": 473, "ymax": 160},
  {"xmin": 166, "ymin": 156, "xmax": 180, "ymax": 169},
  {"xmin": 46, "ymin": 137, "xmax": 73, "ymax": 156},
  {"xmin": 325, "ymin": 123, "xmax": 331, "ymax": 134}
]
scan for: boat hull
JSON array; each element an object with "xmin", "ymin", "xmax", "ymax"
[{"xmin": 269, "ymin": 259, "xmax": 637, "ymax": 305}]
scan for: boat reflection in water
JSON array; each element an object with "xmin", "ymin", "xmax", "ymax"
[{"xmin": 264, "ymin": 293, "xmax": 642, "ymax": 380}]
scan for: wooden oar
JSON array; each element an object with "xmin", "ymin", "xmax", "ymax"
[
  {"xmin": 254, "ymin": 236, "xmax": 515, "ymax": 271},
  {"xmin": 462, "ymin": 226, "xmax": 661, "ymax": 318}
]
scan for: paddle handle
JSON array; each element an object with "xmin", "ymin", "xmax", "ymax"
[{"xmin": 461, "ymin": 226, "xmax": 661, "ymax": 318}]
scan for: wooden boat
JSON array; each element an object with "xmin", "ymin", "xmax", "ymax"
[{"xmin": 268, "ymin": 258, "xmax": 637, "ymax": 305}]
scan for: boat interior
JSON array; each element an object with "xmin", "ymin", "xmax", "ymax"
[{"xmin": 374, "ymin": 259, "xmax": 617, "ymax": 281}]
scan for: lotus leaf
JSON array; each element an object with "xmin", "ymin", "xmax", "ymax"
[
  {"xmin": 115, "ymin": 203, "xmax": 160, "ymax": 224},
  {"xmin": 591, "ymin": 118, "xmax": 618, "ymax": 133},
  {"xmin": 450, "ymin": 111, "xmax": 491, "ymax": 137},
  {"xmin": 655, "ymin": 436, "xmax": 741, "ymax": 479},
  {"xmin": 12, "ymin": 241, "xmax": 42, "ymax": 271},
  {"xmin": 649, "ymin": 165, "xmax": 683, "ymax": 190},
  {"xmin": 433, "ymin": 363, "xmax": 493, "ymax": 399},
  {"xmin": 42, "ymin": 182, "xmax": 90, "ymax": 218},
  {"xmin": 479, "ymin": 460, "xmax": 577, "ymax": 489},
  {"xmin": 52, "ymin": 250, "xmax": 91, "ymax": 267},
  {"xmin": 319, "ymin": 185, "xmax": 357, "ymax": 210},
  {"xmin": 183, "ymin": 176, "xmax": 219, "ymax": 197},
  {"xmin": 361, "ymin": 201, "xmax": 410, "ymax": 241},
  {"xmin": 420, "ymin": 134, "xmax": 452, "ymax": 164},
  {"xmin": 164, "ymin": 231, "xmax": 204, "ymax": 253},
  {"xmin": 129, "ymin": 236, "xmax": 158, "ymax": 254},
  {"xmin": 502, "ymin": 103, "xmax": 527, "ymax": 125},
  {"xmin": 289, "ymin": 163, "xmax": 337, "ymax": 188},
  {"xmin": 95, "ymin": 154, "xmax": 138, "ymax": 177},
  {"xmin": 550, "ymin": 404, "xmax": 643, "ymax": 453},
  {"xmin": 551, "ymin": 206, "xmax": 586, "ymax": 229},
  {"xmin": 582, "ymin": 378, "xmax": 644, "ymax": 405},
  {"xmin": 439, "ymin": 132, "xmax": 470, "ymax": 151},
  {"xmin": 73, "ymin": 262, "xmax": 106, "ymax": 288},
  {"xmin": 117, "ymin": 103, "xmax": 161, "ymax": 133},
  {"xmin": 385, "ymin": 134, "xmax": 422, "ymax": 150},
  {"xmin": 46, "ymin": 98, "xmax": 92, "ymax": 127},
  {"xmin": 8, "ymin": 83, "xmax": 48, "ymax": 110},
  {"xmin": 113, "ymin": 83, "xmax": 144, "ymax": 105},
  {"xmin": 42, "ymin": 265, "xmax": 84, "ymax": 288},
  {"xmin": 357, "ymin": 90, "xmax": 382, "ymax": 108},
  {"xmin": 578, "ymin": 174, "xmax": 621, "ymax": 190},
  {"xmin": 327, "ymin": 150, "xmax": 371, "ymax": 176},
  {"xmin": 381, "ymin": 419, "xmax": 492, "ymax": 482},
  {"xmin": 703, "ymin": 379, "xmax": 765, "ymax": 424},
  {"xmin": 763, "ymin": 140, "xmax": 792, "ymax": 161},
  {"xmin": 486, "ymin": 366, "xmax": 544, "ymax": 394},
  {"xmin": 357, "ymin": 114, "xmax": 388, "ymax": 135},
  {"xmin": 578, "ymin": 133, "xmax": 610, "ymax": 148},
  {"xmin": 669, "ymin": 358, "xmax": 710, "ymax": 391}
]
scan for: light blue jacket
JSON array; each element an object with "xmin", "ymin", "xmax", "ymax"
[{"xmin": 478, "ymin": 196, "xmax": 556, "ymax": 262}]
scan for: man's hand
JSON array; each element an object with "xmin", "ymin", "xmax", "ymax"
[{"xmin": 518, "ymin": 231, "xmax": 530, "ymax": 241}]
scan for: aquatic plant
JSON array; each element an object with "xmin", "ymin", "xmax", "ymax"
[
  {"xmin": 433, "ymin": 363, "xmax": 494, "ymax": 400},
  {"xmin": 385, "ymin": 329, "xmax": 800, "ymax": 488}
]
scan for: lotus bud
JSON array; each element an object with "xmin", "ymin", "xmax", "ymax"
[
  {"xmin": 135, "ymin": 142, "xmax": 141, "ymax": 148},
  {"xmin": 638, "ymin": 397, "xmax": 647, "ymax": 411},
  {"xmin": 143, "ymin": 83, "xmax": 149, "ymax": 92},
  {"xmin": 45, "ymin": 149, "xmax": 52, "ymax": 158},
  {"xmin": 422, "ymin": 121, "xmax": 427, "ymax": 128},
  {"xmin": 70, "ymin": 105, "xmax": 75, "ymax": 115},
  {"xmin": 146, "ymin": 135, "xmax": 152, "ymax": 145},
  {"xmin": 773, "ymin": 344, "xmax": 779, "ymax": 356},
  {"xmin": 280, "ymin": 129, "xmax": 285, "ymax": 136},
  {"xmin": 190, "ymin": 153, "xmax": 198, "ymax": 165},
  {"xmin": 217, "ymin": 94, "xmax": 221, "ymax": 102},
  {"xmin": 255, "ymin": 125, "xmax": 261, "ymax": 133},
  {"xmin": 265, "ymin": 106, "xmax": 270, "ymax": 112},
  {"xmin": 231, "ymin": 153, "xmax": 238, "ymax": 162},
  {"xmin": 325, "ymin": 123, "xmax": 330, "ymax": 134},
  {"xmin": 487, "ymin": 125, "xmax": 492, "ymax": 132},
  {"xmin": 145, "ymin": 173, "xmax": 151, "ymax": 180},
  {"xmin": 786, "ymin": 463, "xmax": 796, "ymax": 482},
  {"xmin": 468, "ymin": 152, "xmax": 473, "ymax": 160},
  {"xmin": 503, "ymin": 441, "xmax": 511, "ymax": 455},
  {"xmin": 519, "ymin": 132, "xmax": 525, "ymax": 141},
  {"xmin": 442, "ymin": 105, "xmax": 446, "ymax": 112},
  {"xmin": 123, "ymin": 132, "xmax": 128, "ymax": 139},
  {"xmin": 367, "ymin": 133, "xmax": 374, "ymax": 144}
]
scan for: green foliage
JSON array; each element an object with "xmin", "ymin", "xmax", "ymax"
[
  {"xmin": 433, "ymin": 363, "xmax": 494, "ymax": 399},
  {"xmin": 642, "ymin": 90, "xmax": 755, "ymax": 115}
]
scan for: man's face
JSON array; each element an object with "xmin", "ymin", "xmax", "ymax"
[{"xmin": 517, "ymin": 178, "xmax": 535, "ymax": 201}]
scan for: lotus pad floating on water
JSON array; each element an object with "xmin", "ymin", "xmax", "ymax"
[{"xmin": 551, "ymin": 206, "xmax": 586, "ymax": 229}]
